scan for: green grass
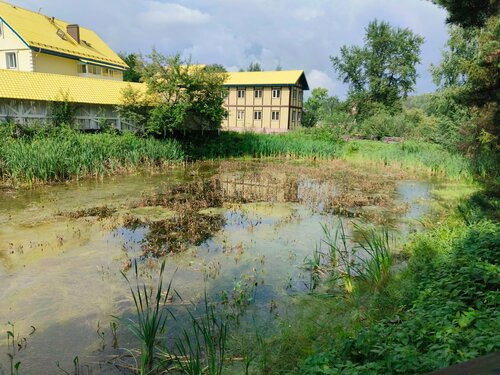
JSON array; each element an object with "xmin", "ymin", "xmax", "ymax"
[
  {"xmin": 0, "ymin": 125, "xmax": 184, "ymax": 185},
  {"xmin": 182, "ymin": 130, "xmax": 343, "ymax": 160},
  {"xmin": 341, "ymin": 140, "xmax": 473, "ymax": 180}
]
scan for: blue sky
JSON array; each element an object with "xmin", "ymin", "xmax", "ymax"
[{"xmin": 13, "ymin": 0, "xmax": 450, "ymax": 98}]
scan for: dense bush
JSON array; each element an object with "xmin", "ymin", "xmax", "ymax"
[{"xmin": 299, "ymin": 217, "xmax": 499, "ymax": 374}]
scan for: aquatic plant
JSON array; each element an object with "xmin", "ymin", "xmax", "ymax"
[
  {"xmin": 341, "ymin": 140, "xmax": 473, "ymax": 180},
  {"xmin": 117, "ymin": 260, "xmax": 173, "ymax": 374},
  {"xmin": 0, "ymin": 323, "xmax": 35, "ymax": 375},
  {"xmin": 167, "ymin": 297, "xmax": 227, "ymax": 375},
  {"xmin": 0, "ymin": 127, "xmax": 184, "ymax": 185},
  {"xmin": 183, "ymin": 131, "xmax": 342, "ymax": 160},
  {"xmin": 353, "ymin": 224, "xmax": 394, "ymax": 290}
]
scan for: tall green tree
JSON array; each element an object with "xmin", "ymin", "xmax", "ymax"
[
  {"xmin": 331, "ymin": 20, "xmax": 424, "ymax": 113},
  {"xmin": 119, "ymin": 52, "xmax": 143, "ymax": 83},
  {"xmin": 247, "ymin": 62, "xmax": 262, "ymax": 72},
  {"xmin": 430, "ymin": 0, "xmax": 499, "ymax": 28},
  {"xmin": 140, "ymin": 51, "xmax": 228, "ymax": 136},
  {"xmin": 430, "ymin": 26, "xmax": 480, "ymax": 88},
  {"xmin": 302, "ymin": 88, "xmax": 343, "ymax": 128},
  {"xmin": 430, "ymin": 1, "xmax": 499, "ymax": 172}
]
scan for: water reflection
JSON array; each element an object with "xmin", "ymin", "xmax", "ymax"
[{"xmin": 0, "ymin": 160, "xmax": 435, "ymax": 374}]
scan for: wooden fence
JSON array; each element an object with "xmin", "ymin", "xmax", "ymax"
[{"xmin": 0, "ymin": 99, "xmax": 140, "ymax": 132}]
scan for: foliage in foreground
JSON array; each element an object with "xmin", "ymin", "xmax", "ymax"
[
  {"xmin": 270, "ymin": 190, "xmax": 499, "ymax": 374},
  {"xmin": 0, "ymin": 124, "xmax": 184, "ymax": 184}
]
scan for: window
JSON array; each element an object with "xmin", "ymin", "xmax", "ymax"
[
  {"xmin": 292, "ymin": 89, "xmax": 297, "ymax": 101},
  {"xmin": 78, "ymin": 64, "xmax": 87, "ymax": 74},
  {"xmin": 254, "ymin": 111, "xmax": 262, "ymax": 120},
  {"xmin": 298, "ymin": 111, "xmax": 302, "ymax": 123},
  {"xmin": 272, "ymin": 111, "xmax": 280, "ymax": 121},
  {"xmin": 237, "ymin": 89, "xmax": 245, "ymax": 98},
  {"xmin": 237, "ymin": 110, "xmax": 245, "ymax": 120},
  {"xmin": 254, "ymin": 89, "xmax": 262, "ymax": 98},
  {"xmin": 292, "ymin": 110, "xmax": 297, "ymax": 122},
  {"xmin": 272, "ymin": 89, "xmax": 281, "ymax": 98},
  {"xmin": 6, "ymin": 52, "xmax": 17, "ymax": 69}
]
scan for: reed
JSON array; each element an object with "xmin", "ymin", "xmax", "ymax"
[
  {"xmin": 184, "ymin": 131, "xmax": 342, "ymax": 160},
  {"xmin": 0, "ymin": 127, "xmax": 184, "ymax": 185},
  {"xmin": 117, "ymin": 260, "xmax": 173, "ymax": 375},
  {"xmin": 353, "ymin": 224, "xmax": 394, "ymax": 290},
  {"xmin": 341, "ymin": 140, "xmax": 473, "ymax": 180},
  {"xmin": 169, "ymin": 296, "xmax": 227, "ymax": 375}
]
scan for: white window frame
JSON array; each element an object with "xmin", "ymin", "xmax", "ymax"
[
  {"xmin": 254, "ymin": 111, "xmax": 262, "ymax": 121},
  {"xmin": 272, "ymin": 111, "xmax": 280, "ymax": 121},
  {"xmin": 6, "ymin": 52, "xmax": 17, "ymax": 69},
  {"xmin": 237, "ymin": 110, "xmax": 245, "ymax": 120},
  {"xmin": 272, "ymin": 88, "xmax": 281, "ymax": 99},
  {"xmin": 237, "ymin": 89, "xmax": 245, "ymax": 98},
  {"xmin": 254, "ymin": 89, "xmax": 262, "ymax": 98}
]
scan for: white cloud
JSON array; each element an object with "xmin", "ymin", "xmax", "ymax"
[
  {"xmin": 139, "ymin": 2, "xmax": 210, "ymax": 26},
  {"xmin": 307, "ymin": 70, "xmax": 336, "ymax": 94},
  {"xmin": 12, "ymin": 0, "xmax": 449, "ymax": 97},
  {"xmin": 293, "ymin": 7, "xmax": 323, "ymax": 22}
]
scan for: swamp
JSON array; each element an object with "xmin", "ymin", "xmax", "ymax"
[{"xmin": 0, "ymin": 158, "xmax": 453, "ymax": 374}]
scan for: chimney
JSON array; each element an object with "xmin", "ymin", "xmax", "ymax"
[{"xmin": 66, "ymin": 24, "xmax": 80, "ymax": 43}]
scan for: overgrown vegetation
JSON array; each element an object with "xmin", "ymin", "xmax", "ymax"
[
  {"xmin": 0, "ymin": 123, "xmax": 184, "ymax": 185},
  {"xmin": 181, "ymin": 129, "xmax": 342, "ymax": 160},
  {"xmin": 267, "ymin": 188, "xmax": 499, "ymax": 374}
]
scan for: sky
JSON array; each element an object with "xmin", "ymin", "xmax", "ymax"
[{"xmin": 12, "ymin": 0, "xmax": 450, "ymax": 98}]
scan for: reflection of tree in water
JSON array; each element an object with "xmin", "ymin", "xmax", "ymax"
[
  {"xmin": 143, "ymin": 213, "xmax": 226, "ymax": 256},
  {"xmin": 125, "ymin": 164, "xmax": 401, "ymax": 256},
  {"xmin": 126, "ymin": 171, "xmax": 301, "ymax": 256}
]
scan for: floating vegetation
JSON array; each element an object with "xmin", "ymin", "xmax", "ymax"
[
  {"xmin": 65, "ymin": 205, "xmax": 116, "ymax": 219},
  {"xmin": 141, "ymin": 213, "xmax": 226, "ymax": 256}
]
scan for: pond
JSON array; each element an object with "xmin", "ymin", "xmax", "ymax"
[{"xmin": 0, "ymin": 159, "xmax": 435, "ymax": 374}]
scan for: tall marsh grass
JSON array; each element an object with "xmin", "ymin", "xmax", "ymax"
[
  {"xmin": 117, "ymin": 260, "xmax": 174, "ymax": 375},
  {"xmin": 341, "ymin": 140, "xmax": 473, "ymax": 180},
  {"xmin": 0, "ymin": 125, "xmax": 184, "ymax": 185},
  {"xmin": 184, "ymin": 131, "xmax": 342, "ymax": 160},
  {"xmin": 317, "ymin": 220, "xmax": 394, "ymax": 293},
  {"xmin": 168, "ymin": 297, "xmax": 227, "ymax": 375}
]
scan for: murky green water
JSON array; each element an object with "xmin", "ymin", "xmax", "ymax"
[{"xmin": 0, "ymin": 160, "xmax": 434, "ymax": 374}]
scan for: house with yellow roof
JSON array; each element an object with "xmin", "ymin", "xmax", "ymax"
[
  {"xmin": 0, "ymin": 0, "xmax": 127, "ymax": 80},
  {"xmin": 222, "ymin": 70, "xmax": 308, "ymax": 133},
  {"xmin": 0, "ymin": 1, "xmax": 309, "ymax": 133}
]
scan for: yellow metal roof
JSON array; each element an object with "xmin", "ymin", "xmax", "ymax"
[
  {"xmin": 0, "ymin": 1, "xmax": 127, "ymax": 69},
  {"xmin": 0, "ymin": 69, "xmax": 145, "ymax": 105},
  {"xmin": 225, "ymin": 70, "xmax": 309, "ymax": 89}
]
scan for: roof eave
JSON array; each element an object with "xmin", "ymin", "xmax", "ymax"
[{"xmin": 31, "ymin": 47, "xmax": 127, "ymax": 70}]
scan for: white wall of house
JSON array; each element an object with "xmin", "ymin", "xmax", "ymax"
[{"xmin": 0, "ymin": 20, "xmax": 34, "ymax": 71}]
